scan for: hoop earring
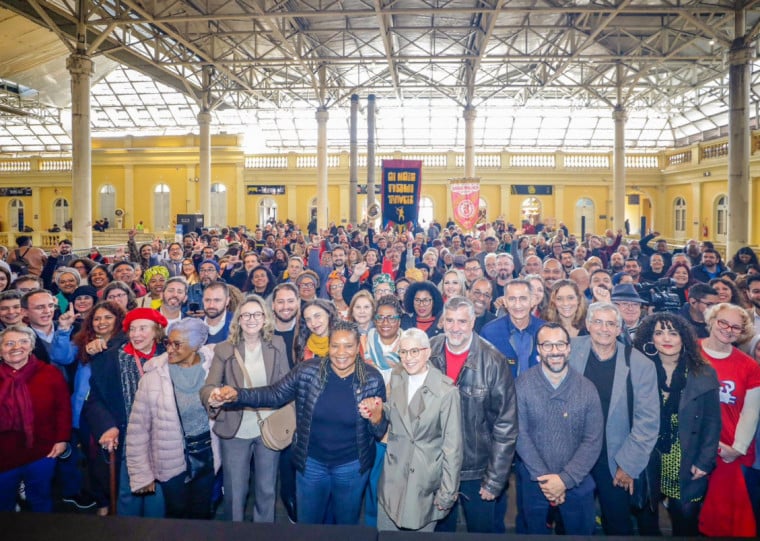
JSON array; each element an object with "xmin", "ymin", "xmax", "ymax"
[{"xmin": 643, "ymin": 342, "xmax": 658, "ymax": 356}]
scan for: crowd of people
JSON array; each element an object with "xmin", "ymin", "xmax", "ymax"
[{"xmin": 0, "ymin": 217, "xmax": 759, "ymax": 536}]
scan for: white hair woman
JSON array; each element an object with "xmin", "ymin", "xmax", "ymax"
[
  {"xmin": 126, "ymin": 318, "xmax": 217, "ymax": 519},
  {"xmin": 359, "ymin": 327, "xmax": 463, "ymax": 531}
]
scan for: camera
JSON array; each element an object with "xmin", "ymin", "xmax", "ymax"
[{"xmin": 636, "ymin": 278, "xmax": 682, "ymax": 313}]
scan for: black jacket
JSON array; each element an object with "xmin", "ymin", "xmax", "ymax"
[
  {"xmin": 429, "ymin": 333, "xmax": 518, "ymax": 495},
  {"xmin": 232, "ymin": 357, "xmax": 388, "ymax": 473}
]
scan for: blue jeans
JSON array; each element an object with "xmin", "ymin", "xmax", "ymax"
[
  {"xmin": 0, "ymin": 457, "xmax": 56, "ymax": 512},
  {"xmin": 743, "ymin": 465, "xmax": 760, "ymax": 536},
  {"xmin": 118, "ymin": 457, "xmax": 165, "ymax": 517},
  {"xmin": 296, "ymin": 457, "xmax": 369, "ymax": 525},
  {"xmin": 363, "ymin": 442, "xmax": 386, "ymax": 527},
  {"xmin": 517, "ymin": 461, "xmax": 596, "ymax": 535},
  {"xmin": 435, "ymin": 478, "xmax": 507, "ymax": 533}
]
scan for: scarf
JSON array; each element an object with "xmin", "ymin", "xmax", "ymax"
[
  {"xmin": 364, "ymin": 328, "xmax": 400, "ymax": 371},
  {"xmin": 653, "ymin": 354, "xmax": 687, "ymax": 453},
  {"xmin": 0, "ymin": 356, "xmax": 41, "ymax": 447},
  {"xmin": 306, "ymin": 334, "xmax": 329, "ymax": 358},
  {"xmin": 119, "ymin": 343, "xmax": 157, "ymax": 423}
]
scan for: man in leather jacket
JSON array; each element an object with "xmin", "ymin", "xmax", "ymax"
[{"xmin": 429, "ymin": 296, "xmax": 518, "ymax": 533}]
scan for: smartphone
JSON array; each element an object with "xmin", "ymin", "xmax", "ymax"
[{"xmin": 188, "ymin": 302, "xmax": 200, "ymax": 312}]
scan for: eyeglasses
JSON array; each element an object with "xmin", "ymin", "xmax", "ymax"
[
  {"xmin": 398, "ymin": 347, "xmax": 428, "ymax": 358},
  {"xmin": 107, "ymin": 292, "xmax": 128, "ymax": 300},
  {"xmin": 715, "ymin": 319, "xmax": 743, "ymax": 333},
  {"xmin": 239, "ymin": 312, "xmax": 265, "ymax": 322},
  {"xmin": 538, "ymin": 341, "xmax": 569, "ymax": 353},
  {"xmin": 414, "ymin": 297, "xmax": 433, "ymax": 305},
  {"xmin": 615, "ymin": 302, "xmax": 640, "ymax": 310},
  {"xmin": 3, "ymin": 338, "xmax": 31, "ymax": 348},
  {"xmin": 299, "ymin": 282, "xmax": 316, "ymax": 290},
  {"xmin": 199, "ymin": 268, "xmax": 218, "ymax": 274},
  {"xmin": 163, "ymin": 339, "xmax": 186, "ymax": 350},
  {"xmin": 374, "ymin": 314, "xmax": 401, "ymax": 322},
  {"xmin": 590, "ymin": 319, "xmax": 619, "ymax": 329}
]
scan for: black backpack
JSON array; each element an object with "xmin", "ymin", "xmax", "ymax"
[{"xmin": 11, "ymin": 247, "xmax": 31, "ymax": 275}]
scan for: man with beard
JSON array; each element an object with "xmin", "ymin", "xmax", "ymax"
[
  {"xmin": 683, "ymin": 239, "xmax": 702, "ymax": 267},
  {"xmin": 623, "ymin": 258, "xmax": 642, "ymax": 284},
  {"xmin": 588, "ymin": 269, "xmax": 613, "ymax": 302},
  {"xmin": 542, "ymin": 258, "xmax": 564, "ymax": 289},
  {"xmin": 186, "ymin": 259, "xmax": 224, "ymax": 312},
  {"xmin": 559, "ymin": 249, "xmax": 576, "ymax": 278},
  {"xmin": 201, "ymin": 281, "xmax": 232, "ymax": 345},
  {"xmin": 484, "ymin": 253, "xmax": 499, "ymax": 280},
  {"xmin": 272, "ymin": 282, "xmax": 299, "ymax": 368},
  {"xmin": 690, "ymin": 248, "xmax": 727, "ymax": 284},
  {"xmin": 677, "ymin": 283, "xmax": 719, "ymax": 338},
  {"xmin": 520, "ymin": 254, "xmax": 543, "ymax": 277},
  {"xmin": 464, "ymin": 258, "xmax": 485, "ymax": 289},
  {"xmin": 48, "ymin": 239, "xmax": 76, "ymax": 269},
  {"xmin": 309, "ymin": 243, "xmax": 350, "ymax": 297},
  {"xmin": 492, "ymin": 253, "xmax": 515, "ymax": 299},
  {"xmin": 158, "ymin": 276, "xmax": 188, "ymax": 326},
  {"xmin": 469, "ymin": 278, "xmax": 495, "ymax": 333},
  {"xmin": 515, "ymin": 323, "xmax": 603, "ymax": 535},
  {"xmin": 430, "ymin": 296, "xmax": 517, "ymax": 533},
  {"xmin": 608, "ymin": 252, "xmax": 625, "ymax": 274}
]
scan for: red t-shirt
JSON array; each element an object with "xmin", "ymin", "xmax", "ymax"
[
  {"xmin": 445, "ymin": 345, "xmax": 469, "ymax": 383},
  {"xmin": 700, "ymin": 343, "xmax": 760, "ymax": 465}
]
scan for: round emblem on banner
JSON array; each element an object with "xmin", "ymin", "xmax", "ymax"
[{"xmin": 457, "ymin": 199, "xmax": 476, "ymax": 219}]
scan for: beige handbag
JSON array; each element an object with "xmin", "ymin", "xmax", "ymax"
[{"xmin": 233, "ymin": 348, "xmax": 296, "ymax": 451}]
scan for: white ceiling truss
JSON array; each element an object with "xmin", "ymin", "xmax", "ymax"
[{"xmin": 1, "ymin": 0, "xmax": 760, "ymax": 152}]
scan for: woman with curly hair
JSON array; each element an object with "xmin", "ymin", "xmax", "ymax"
[
  {"xmin": 709, "ymin": 277, "xmax": 747, "ymax": 307},
  {"xmin": 401, "ymin": 280, "xmax": 444, "ymax": 338},
  {"xmin": 244, "ymin": 265, "xmax": 276, "ymax": 301},
  {"xmin": 698, "ymin": 303, "xmax": 760, "ymax": 536},
  {"xmin": 632, "ymin": 313, "xmax": 721, "ymax": 536},
  {"xmin": 542, "ymin": 279, "xmax": 588, "ymax": 338},
  {"xmin": 208, "ymin": 319, "xmax": 387, "ymax": 525}
]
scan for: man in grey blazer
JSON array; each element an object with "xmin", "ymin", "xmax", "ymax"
[{"xmin": 568, "ymin": 302, "xmax": 659, "ymax": 535}]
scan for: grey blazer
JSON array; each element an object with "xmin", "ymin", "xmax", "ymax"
[
  {"xmin": 199, "ymin": 336, "xmax": 290, "ymax": 439},
  {"xmin": 568, "ymin": 335, "xmax": 660, "ymax": 479}
]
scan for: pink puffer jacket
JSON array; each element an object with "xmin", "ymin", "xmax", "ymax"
[{"xmin": 126, "ymin": 346, "xmax": 220, "ymax": 491}]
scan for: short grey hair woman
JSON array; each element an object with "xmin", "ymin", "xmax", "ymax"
[
  {"xmin": 200, "ymin": 294, "xmax": 290, "ymax": 522},
  {"xmin": 126, "ymin": 316, "xmax": 216, "ymax": 519}
]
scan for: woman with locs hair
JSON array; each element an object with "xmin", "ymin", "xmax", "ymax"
[
  {"xmin": 199, "ymin": 294, "xmax": 290, "ymax": 522},
  {"xmin": 126, "ymin": 318, "xmax": 218, "ymax": 519},
  {"xmin": 697, "ymin": 302, "xmax": 760, "ymax": 536},
  {"xmin": 208, "ymin": 320, "xmax": 388, "ymax": 525},
  {"xmin": 632, "ymin": 313, "xmax": 721, "ymax": 536}
]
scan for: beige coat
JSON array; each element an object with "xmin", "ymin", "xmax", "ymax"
[
  {"xmin": 125, "ymin": 346, "xmax": 220, "ymax": 491},
  {"xmin": 199, "ymin": 336, "xmax": 290, "ymax": 439},
  {"xmin": 379, "ymin": 364, "xmax": 463, "ymax": 530}
]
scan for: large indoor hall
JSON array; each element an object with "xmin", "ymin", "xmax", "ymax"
[{"xmin": 1, "ymin": 1, "xmax": 760, "ymax": 540}]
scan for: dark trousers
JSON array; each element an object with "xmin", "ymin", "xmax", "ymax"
[
  {"xmin": 160, "ymin": 469, "xmax": 215, "ymax": 519},
  {"xmin": 591, "ymin": 458, "xmax": 634, "ymax": 535},
  {"xmin": 516, "ymin": 461, "xmax": 596, "ymax": 535},
  {"xmin": 279, "ymin": 445, "xmax": 297, "ymax": 515},
  {"xmin": 635, "ymin": 496, "xmax": 702, "ymax": 536},
  {"xmin": 435, "ymin": 479, "xmax": 507, "ymax": 533}
]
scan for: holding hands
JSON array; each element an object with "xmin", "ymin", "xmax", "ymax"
[
  {"xmin": 208, "ymin": 385, "xmax": 239, "ymax": 408},
  {"xmin": 358, "ymin": 396, "xmax": 383, "ymax": 425}
]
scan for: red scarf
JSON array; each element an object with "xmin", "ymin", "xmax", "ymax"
[
  {"xmin": 0, "ymin": 356, "xmax": 41, "ymax": 447},
  {"xmin": 124, "ymin": 342, "xmax": 157, "ymax": 361}
]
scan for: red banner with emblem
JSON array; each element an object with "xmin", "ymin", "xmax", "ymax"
[{"xmin": 450, "ymin": 180, "xmax": 480, "ymax": 231}]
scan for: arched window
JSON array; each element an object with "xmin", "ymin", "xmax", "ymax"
[
  {"xmin": 715, "ymin": 195, "xmax": 728, "ymax": 240},
  {"xmin": 674, "ymin": 197, "xmax": 686, "ymax": 237},
  {"xmin": 210, "ymin": 183, "xmax": 227, "ymax": 228},
  {"xmin": 99, "ymin": 184, "xmax": 116, "ymax": 222},
  {"xmin": 575, "ymin": 198, "xmax": 594, "ymax": 237},
  {"xmin": 154, "ymin": 184, "xmax": 171, "ymax": 232},
  {"xmin": 521, "ymin": 197, "xmax": 542, "ymax": 225},
  {"xmin": 53, "ymin": 198, "xmax": 70, "ymax": 229},
  {"xmin": 259, "ymin": 198, "xmax": 278, "ymax": 228},
  {"xmin": 419, "ymin": 197, "xmax": 434, "ymax": 227},
  {"xmin": 8, "ymin": 199, "xmax": 24, "ymax": 232}
]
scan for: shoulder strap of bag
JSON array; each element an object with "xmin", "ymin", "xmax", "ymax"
[{"xmin": 168, "ymin": 376, "xmax": 187, "ymax": 441}]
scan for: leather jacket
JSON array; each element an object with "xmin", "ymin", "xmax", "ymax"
[
  {"xmin": 231, "ymin": 357, "xmax": 387, "ymax": 473},
  {"xmin": 429, "ymin": 333, "xmax": 518, "ymax": 495}
]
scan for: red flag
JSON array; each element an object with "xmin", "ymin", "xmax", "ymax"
[{"xmin": 451, "ymin": 181, "xmax": 480, "ymax": 230}]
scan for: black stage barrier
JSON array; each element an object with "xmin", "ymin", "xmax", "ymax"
[
  {"xmin": 0, "ymin": 513, "xmax": 378, "ymax": 541},
  {"xmin": 1, "ymin": 513, "xmax": 718, "ymax": 541}
]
